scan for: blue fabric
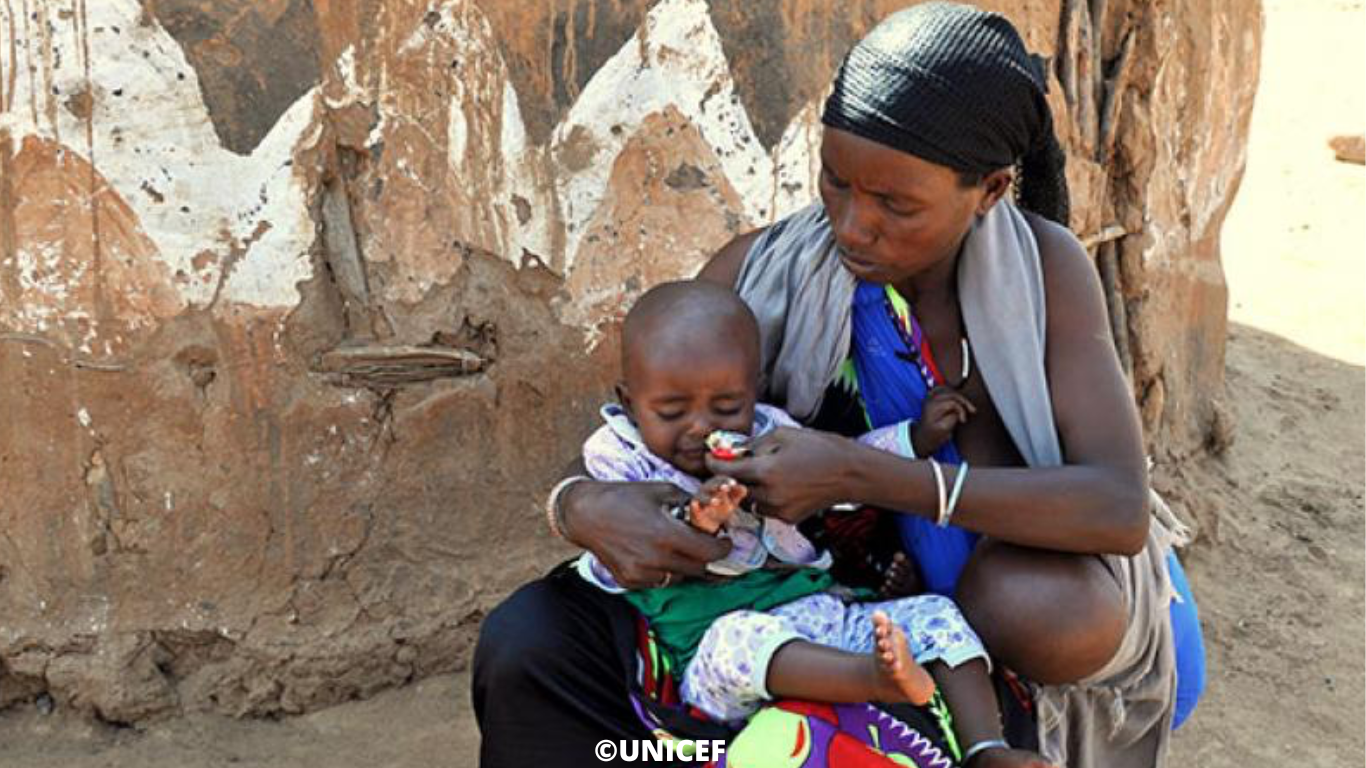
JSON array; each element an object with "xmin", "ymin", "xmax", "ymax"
[
  {"xmin": 849, "ymin": 281, "xmax": 979, "ymax": 596},
  {"xmin": 1166, "ymin": 550, "xmax": 1206, "ymax": 729}
]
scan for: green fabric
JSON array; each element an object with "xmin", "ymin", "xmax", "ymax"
[
  {"xmin": 623, "ymin": 568, "xmax": 838, "ymax": 671},
  {"xmin": 833, "ymin": 358, "xmax": 861, "ymax": 396},
  {"xmin": 883, "ymin": 282, "xmax": 913, "ymax": 320}
]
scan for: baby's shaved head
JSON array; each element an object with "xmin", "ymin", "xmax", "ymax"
[{"xmin": 621, "ymin": 280, "xmax": 760, "ymax": 385}]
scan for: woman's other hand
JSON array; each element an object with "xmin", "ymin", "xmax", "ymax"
[
  {"xmin": 704, "ymin": 427, "xmax": 856, "ymax": 524},
  {"xmin": 562, "ymin": 480, "xmax": 732, "ymax": 589}
]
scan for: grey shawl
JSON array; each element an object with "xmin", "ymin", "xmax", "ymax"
[{"xmin": 735, "ymin": 200, "xmax": 1181, "ymax": 768}]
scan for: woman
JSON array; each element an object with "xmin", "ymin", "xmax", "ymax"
[{"xmin": 474, "ymin": 5, "xmax": 1202, "ymax": 767}]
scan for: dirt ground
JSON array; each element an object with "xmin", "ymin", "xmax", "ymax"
[
  {"xmin": 1161, "ymin": 1, "xmax": 1366, "ymax": 765},
  {"xmin": 1, "ymin": 0, "xmax": 1362, "ymax": 765}
]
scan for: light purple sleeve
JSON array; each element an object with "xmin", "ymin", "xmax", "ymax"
[
  {"xmin": 755, "ymin": 403, "xmax": 802, "ymax": 433},
  {"xmin": 858, "ymin": 420, "xmax": 915, "ymax": 458},
  {"xmin": 582, "ymin": 424, "xmax": 658, "ymax": 482},
  {"xmin": 577, "ymin": 425, "xmax": 658, "ymax": 595}
]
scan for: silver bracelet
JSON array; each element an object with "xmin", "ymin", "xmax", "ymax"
[
  {"xmin": 961, "ymin": 738, "xmax": 1010, "ymax": 765},
  {"xmin": 545, "ymin": 475, "xmax": 591, "ymax": 540},
  {"xmin": 927, "ymin": 457, "xmax": 946, "ymax": 526}
]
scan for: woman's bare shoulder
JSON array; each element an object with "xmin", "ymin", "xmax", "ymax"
[
  {"xmin": 695, "ymin": 228, "xmax": 768, "ymax": 287},
  {"xmin": 1020, "ymin": 211, "xmax": 1103, "ymax": 327},
  {"xmin": 1021, "ymin": 211, "xmax": 1089, "ymax": 284}
]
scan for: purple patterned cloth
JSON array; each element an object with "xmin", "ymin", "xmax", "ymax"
[{"xmin": 715, "ymin": 701, "xmax": 954, "ymax": 768}]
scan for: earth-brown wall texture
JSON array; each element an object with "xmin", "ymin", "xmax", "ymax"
[{"xmin": 0, "ymin": 0, "xmax": 1260, "ymax": 721}]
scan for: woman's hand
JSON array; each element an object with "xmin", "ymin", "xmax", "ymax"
[
  {"xmin": 562, "ymin": 480, "xmax": 733, "ymax": 589},
  {"xmin": 704, "ymin": 427, "xmax": 857, "ymax": 524}
]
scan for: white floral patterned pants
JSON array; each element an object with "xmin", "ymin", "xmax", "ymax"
[{"xmin": 680, "ymin": 592, "xmax": 987, "ymax": 722}]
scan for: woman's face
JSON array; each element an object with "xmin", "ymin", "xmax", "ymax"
[{"xmin": 818, "ymin": 128, "xmax": 993, "ymax": 288}]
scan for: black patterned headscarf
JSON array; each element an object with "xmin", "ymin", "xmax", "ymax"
[{"xmin": 822, "ymin": 2, "xmax": 1070, "ymax": 225}]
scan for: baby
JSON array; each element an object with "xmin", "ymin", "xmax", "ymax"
[{"xmin": 575, "ymin": 280, "xmax": 1049, "ymax": 767}]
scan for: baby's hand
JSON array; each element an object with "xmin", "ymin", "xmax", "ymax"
[
  {"xmin": 912, "ymin": 386, "xmax": 976, "ymax": 457},
  {"xmin": 968, "ymin": 746, "xmax": 1057, "ymax": 768},
  {"xmin": 688, "ymin": 476, "xmax": 747, "ymax": 534}
]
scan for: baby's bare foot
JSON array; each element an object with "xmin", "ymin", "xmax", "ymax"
[
  {"xmin": 870, "ymin": 610, "xmax": 935, "ymax": 705},
  {"xmin": 879, "ymin": 553, "xmax": 922, "ymax": 598}
]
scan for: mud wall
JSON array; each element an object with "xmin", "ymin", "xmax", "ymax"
[{"xmin": 0, "ymin": 0, "xmax": 1260, "ymax": 721}]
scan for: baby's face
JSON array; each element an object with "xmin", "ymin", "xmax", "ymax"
[{"xmin": 622, "ymin": 343, "xmax": 757, "ymax": 477}]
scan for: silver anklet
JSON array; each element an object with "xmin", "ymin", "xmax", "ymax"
[{"xmin": 961, "ymin": 738, "xmax": 1010, "ymax": 765}]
